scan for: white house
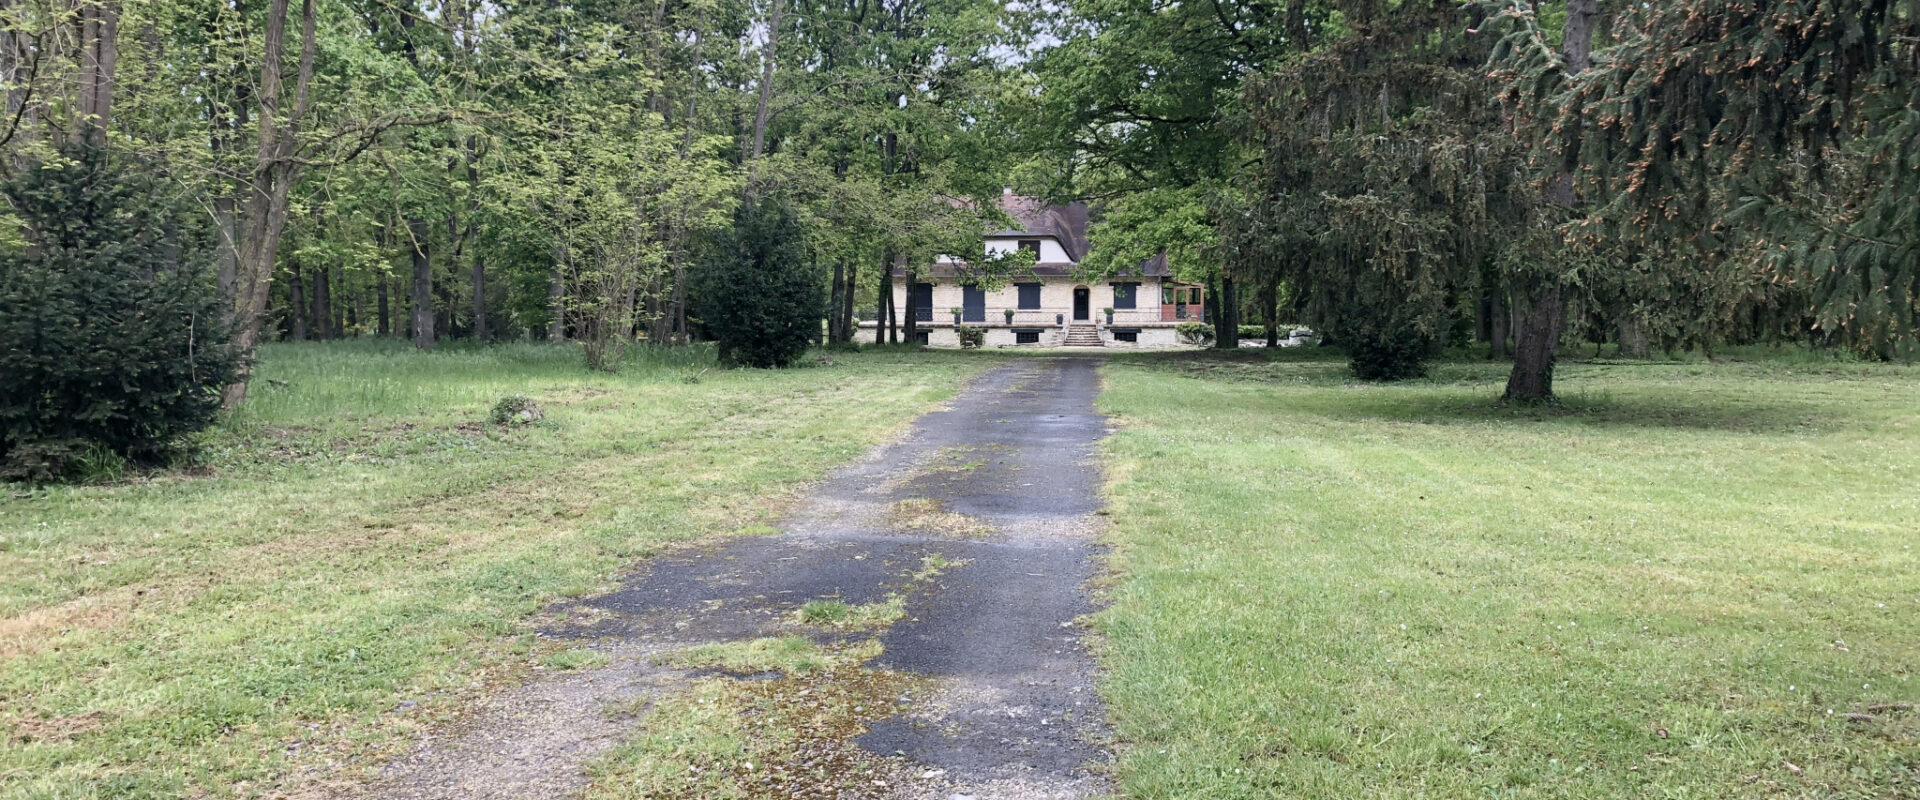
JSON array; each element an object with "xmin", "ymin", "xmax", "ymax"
[{"xmin": 863, "ymin": 192, "xmax": 1206, "ymax": 348}]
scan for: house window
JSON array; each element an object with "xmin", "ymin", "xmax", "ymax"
[
  {"xmin": 1112, "ymin": 329, "xmax": 1139, "ymax": 343},
  {"xmin": 913, "ymin": 330, "xmax": 930, "ymax": 345},
  {"xmin": 1162, "ymin": 286, "xmax": 1175, "ymax": 304},
  {"xmin": 911, "ymin": 282, "xmax": 934, "ymax": 321},
  {"xmin": 1016, "ymin": 282, "xmax": 1041, "ymax": 309},
  {"xmin": 962, "ymin": 285, "xmax": 986, "ymax": 322},
  {"xmin": 1018, "ymin": 239, "xmax": 1041, "ymax": 258},
  {"xmin": 1188, "ymin": 287, "xmax": 1201, "ymax": 304},
  {"xmin": 1113, "ymin": 282, "xmax": 1139, "ymax": 310},
  {"xmin": 1014, "ymin": 329, "xmax": 1041, "ymax": 345}
]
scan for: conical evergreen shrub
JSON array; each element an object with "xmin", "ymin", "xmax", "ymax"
[
  {"xmin": 692, "ymin": 197, "xmax": 825, "ymax": 368},
  {"xmin": 0, "ymin": 142, "xmax": 238, "ymax": 481}
]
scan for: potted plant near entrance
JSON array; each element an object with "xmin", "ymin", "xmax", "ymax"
[
  {"xmin": 950, "ymin": 306, "xmax": 963, "ymax": 326},
  {"xmin": 1102, "ymin": 307, "xmax": 1115, "ymax": 325},
  {"xmin": 1003, "ymin": 308, "xmax": 1015, "ymax": 324}
]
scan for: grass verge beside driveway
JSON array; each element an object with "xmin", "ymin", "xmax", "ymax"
[
  {"xmin": 1095, "ymin": 349, "xmax": 1919, "ymax": 799},
  {"xmin": 0, "ymin": 340, "xmax": 990, "ymax": 799}
]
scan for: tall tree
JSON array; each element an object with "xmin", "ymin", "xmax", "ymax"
[
  {"xmin": 1499, "ymin": 0, "xmax": 1597, "ymax": 402},
  {"xmin": 1482, "ymin": 0, "xmax": 1919, "ymax": 374},
  {"xmin": 1018, "ymin": 0, "xmax": 1328, "ymax": 347},
  {"xmin": 225, "ymin": 0, "xmax": 318, "ymax": 406},
  {"xmin": 1238, "ymin": 0, "xmax": 1536, "ymax": 379}
]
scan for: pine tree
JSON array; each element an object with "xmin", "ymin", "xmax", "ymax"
[
  {"xmin": 693, "ymin": 198, "xmax": 826, "ymax": 368},
  {"xmin": 0, "ymin": 142, "xmax": 239, "ymax": 481}
]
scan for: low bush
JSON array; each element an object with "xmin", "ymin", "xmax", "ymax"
[
  {"xmin": 1175, "ymin": 322, "xmax": 1215, "ymax": 346},
  {"xmin": 1346, "ymin": 326, "xmax": 1432, "ymax": 381},
  {"xmin": 489, "ymin": 395, "xmax": 544, "ymax": 426},
  {"xmin": 956, "ymin": 326, "xmax": 985, "ymax": 348}
]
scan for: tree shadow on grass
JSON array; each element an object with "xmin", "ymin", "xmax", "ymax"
[
  {"xmin": 1283, "ymin": 390, "xmax": 1839, "ymax": 435},
  {"xmin": 1113, "ymin": 349, "xmax": 1847, "ymax": 435}
]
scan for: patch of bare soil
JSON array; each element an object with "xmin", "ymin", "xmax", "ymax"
[
  {"xmin": 5, "ymin": 709, "xmax": 108, "ymax": 745},
  {"xmin": 884, "ymin": 498, "xmax": 994, "ymax": 539},
  {"xmin": 305, "ymin": 646, "xmax": 683, "ymax": 800}
]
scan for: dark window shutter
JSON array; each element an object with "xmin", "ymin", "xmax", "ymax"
[{"xmin": 911, "ymin": 283, "xmax": 934, "ymax": 321}]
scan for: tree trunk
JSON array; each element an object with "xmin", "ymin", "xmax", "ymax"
[
  {"xmin": 465, "ymin": 143, "xmax": 486, "ymax": 343},
  {"xmin": 1617, "ymin": 315, "xmax": 1650, "ymax": 359},
  {"xmin": 645, "ymin": 0, "xmax": 670, "ymax": 114},
  {"xmin": 214, "ymin": 193, "xmax": 238, "ymax": 309},
  {"xmin": 377, "ymin": 273, "xmax": 391, "ymax": 337},
  {"xmin": 287, "ymin": 259, "xmax": 307, "ymax": 341},
  {"xmin": 1227, "ymin": 276, "xmax": 1239, "ymax": 348},
  {"xmin": 547, "ymin": 254, "xmax": 566, "ymax": 340},
  {"xmin": 1488, "ymin": 287, "xmax": 1510, "ymax": 360},
  {"xmin": 646, "ymin": 273, "xmax": 669, "ymax": 342},
  {"xmin": 1213, "ymin": 276, "xmax": 1238, "ymax": 349},
  {"xmin": 409, "ymin": 216, "xmax": 434, "ymax": 349},
  {"xmin": 1262, "ymin": 279, "xmax": 1280, "ymax": 348},
  {"xmin": 841, "ymin": 260, "xmax": 857, "ymax": 345},
  {"xmin": 668, "ymin": 261, "xmax": 688, "ymax": 343},
  {"xmin": 1504, "ymin": 284, "xmax": 1563, "ymax": 400},
  {"xmin": 222, "ymin": 0, "xmax": 318, "ymax": 408},
  {"xmin": 471, "ymin": 250, "xmax": 487, "ymax": 342},
  {"xmin": 1, "ymin": 26, "xmax": 23, "ymax": 157},
  {"xmin": 827, "ymin": 259, "xmax": 844, "ymax": 342},
  {"xmin": 1502, "ymin": 0, "xmax": 1596, "ymax": 403},
  {"xmin": 742, "ymin": 0, "xmax": 785, "ymax": 197},
  {"xmin": 897, "ymin": 256, "xmax": 918, "ymax": 345},
  {"xmin": 74, "ymin": 0, "xmax": 120, "ymax": 145},
  {"xmin": 663, "ymin": 7, "xmax": 706, "ymax": 346},
  {"xmin": 311, "ymin": 263, "xmax": 331, "ymax": 339},
  {"xmin": 436, "ymin": 278, "xmax": 454, "ymax": 339},
  {"xmin": 877, "ymin": 257, "xmax": 895, "ymax": 344},
  {"xmin": 1204, "ymin": 277, "xmax": 1219, "ymax": 335},
  {"xmin": 211, "ymin": 87, "xmax": 242, "ymax": 313},
  {"xmin": 884, "ymin": 286, "xmax": 896, "ymax": 343}
]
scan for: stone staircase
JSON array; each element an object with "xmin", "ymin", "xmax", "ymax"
[{"xmin": 1062, "ymin": 323, "xmax": 1104, "ymax": 347}]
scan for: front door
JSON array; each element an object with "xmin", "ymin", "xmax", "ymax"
[{"xmin": 1073, "ymin": 287, "xmax": 1090, "ymax": 321}]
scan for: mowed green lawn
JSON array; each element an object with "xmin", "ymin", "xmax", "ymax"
[
  {"xmin": 1095, "ymin": 349, "xmax": 1919, "ymax": 799},
  {"xmin": 0, "ymin": 341, "xmax": 988, "ymax": 799}
]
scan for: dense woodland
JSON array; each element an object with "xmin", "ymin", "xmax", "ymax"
[{"xmin": 0, "ymin": 0, "xmax": 1916, "ymax": 473}]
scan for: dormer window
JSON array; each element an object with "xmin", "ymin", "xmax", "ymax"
[{"xmin": 1018, "ymin": 239, "xmax": 1041, "ymax": 258}]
